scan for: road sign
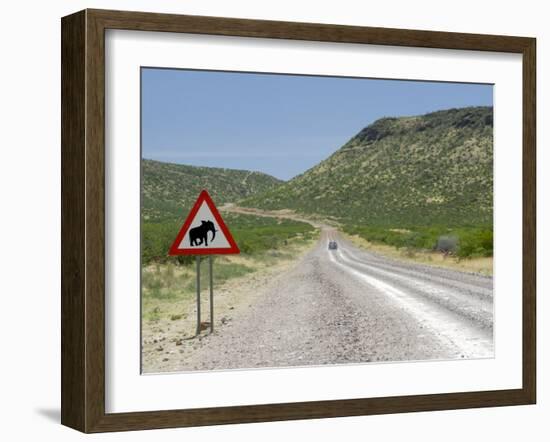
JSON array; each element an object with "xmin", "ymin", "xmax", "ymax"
[
  {"xmin": 169, "ymin": 190, "xmax": 238, "ymax": 336},
  {"xmin": 168, "ymin": 189, "xmax": 240, "ymax": 256}
]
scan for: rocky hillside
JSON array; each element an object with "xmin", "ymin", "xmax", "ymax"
[
  {"xmin": 241, "ymin": 106, "xmax": 493, "ymax": 226},
  {"xmin": 142, "ymin": 159, "xmax": 282, "ymax": 222}
]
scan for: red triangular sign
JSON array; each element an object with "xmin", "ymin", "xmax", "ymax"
[{"xmin": 168, "ymin": 190, "xmax": 240, "ymax": 256}]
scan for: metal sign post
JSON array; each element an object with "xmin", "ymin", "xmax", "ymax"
[
  {"xmin": 195, "ymin": 256, "xmax": 201, "ymax": 336},
  {"xmin": 168, "ymin": 190, "xmax": 240, "ymax": 338},
  {"xmin": 209, "ymin": 256, "xmax": 214, "ymax": 333}
]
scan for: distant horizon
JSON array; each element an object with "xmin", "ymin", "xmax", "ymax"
[{"xmin": 142, "ymin": 68, "xmax": 493, "ymax": 180}]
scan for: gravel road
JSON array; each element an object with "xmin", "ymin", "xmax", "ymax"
[{"xmin": 163, "ymin": 228, "xmax": 493, "ymax": 372}]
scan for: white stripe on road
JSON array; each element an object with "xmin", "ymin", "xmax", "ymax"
[
  {"xmin": 337, "ymin": 248, "xmax": 493, "ymax": 323},
  {"xmin": 342, "ymin": 246, "xmax": 493, "ymax": 298},
  {"xmin": 327, "ymin": 248, "xmax": 494, "ymax": 359}
]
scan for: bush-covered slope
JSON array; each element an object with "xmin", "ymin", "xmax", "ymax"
[
  {"xmin": 241, "ymin": 106, "xmax": 493, "ymax": 227},
  {"xmin": 142, "ymin": 159, "xmax": 282, "ymax": 222}
]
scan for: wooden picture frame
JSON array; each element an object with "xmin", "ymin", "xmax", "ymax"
[{"xmin": 61, "ymin": 9, "xmax": 536, "ymax": 433}]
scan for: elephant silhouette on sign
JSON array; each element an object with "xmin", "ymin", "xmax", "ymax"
[{"xmin": 189, "ymin": 220, "xmax": 217, "ymax": 246}]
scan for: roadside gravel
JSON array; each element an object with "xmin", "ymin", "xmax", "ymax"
[{"xmin": 162, "ymin": 235, "xmax": 489, "ymax": 372}]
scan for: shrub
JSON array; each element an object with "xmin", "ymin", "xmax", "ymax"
[{"xmin": 436, "ymin": 235, "xmax": 458, "ymax": 253}]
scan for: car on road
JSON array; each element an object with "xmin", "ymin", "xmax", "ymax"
[{"xmin": 328, "ymin": 240, "xmax": 338, "ymax": 250}]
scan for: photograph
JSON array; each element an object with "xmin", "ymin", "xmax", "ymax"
[
  {"xmin": 0, "ymin": 0, "xmax": 542, "ymax": 437},
  {"xmin": 140, "ymin": 67, "xmax": 495, "ymax": 374}
]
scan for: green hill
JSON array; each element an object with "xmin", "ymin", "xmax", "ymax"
[
  {"xmin": 241, "ymin": 106, "xmax": 493, "ymax": 227},
  {"xmin": 142, "ymin": 159, "xmax": 282, "ymax": 222}
]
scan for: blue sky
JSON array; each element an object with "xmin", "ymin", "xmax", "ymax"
[{"xmin": 142, "ymin": 68, "xmax": 492, "ymax": 180}]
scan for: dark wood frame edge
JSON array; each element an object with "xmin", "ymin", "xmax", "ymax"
[{"xmin": 61, "ymin": 9, "xmax": 536, "ymax": 433}]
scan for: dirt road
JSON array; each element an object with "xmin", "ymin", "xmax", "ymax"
[{"xmin": 155, "ymin": 227, "xmax": 493, "ymax": 372}]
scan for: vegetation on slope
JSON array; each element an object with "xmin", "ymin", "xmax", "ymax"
[
  {"xmin": 142, "ymin": 159, "xmax": 282, "ymax": 222},
  {"xmin": 241, "ymin": 106, "xmax": 493, "ymax": 227}
]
